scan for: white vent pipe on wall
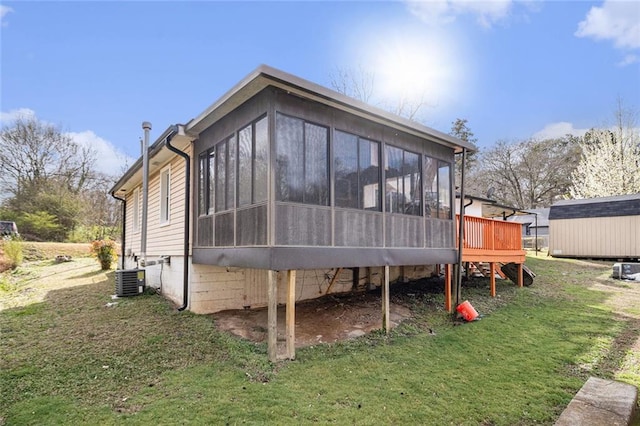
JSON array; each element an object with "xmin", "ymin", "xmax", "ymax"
[{"xmin": 140, "ymin": 121, "xmax": 151, "ymax": 266}]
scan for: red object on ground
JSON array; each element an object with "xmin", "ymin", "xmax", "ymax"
[{"xmin": 456, "ymin": 300, "xmax": 479, "ymax": 321}]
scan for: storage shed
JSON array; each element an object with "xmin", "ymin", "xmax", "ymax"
[{"xmin": 549, "ymin": 194, "xmax": 640, "ymax": 260}]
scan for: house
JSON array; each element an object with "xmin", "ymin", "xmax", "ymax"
[
  {"xmin": 507, "ymin": 208, "xmax": 550, "ymax": 237},
  {"xmin": 110, "ymin": 65, "xmax": 480, "ymax": 360},
  {"xmin": 549, "ymin": 194, "xmax": 640, "ymax": 260}
]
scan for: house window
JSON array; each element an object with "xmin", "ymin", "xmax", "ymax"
[
  {"xmin": 276, "ymin": 113, "xmax": 329, "ymax": 206},
  {"xmin": 160, "ymin": 167, "xmax": 170, "ymax": 224},
  {"xmin": 385, "ymin": 145, "xmax": 421, "ymax": 215},
  {"xmin": 132, "ymin": 188, "xmax": 140, "ymax": 232},
  {"xmin": 237, "ymin": 116, "xmax": 268, "ymax": 207},
  {"xmin": 208, "ymin": 150, "xmax": 215, "ymax": 214},
  {"xmin": 424, "ymin": 156, "xmax": 452, "ymax": 219},
  {"xmin": 438, "ymin": 162, "xmax": 451, "ymax": 219},
  {"xmin": 215, "ymin": 135, "xmax": 236, "ymax": 212},
  {"xmin": 334, "ymin": 130, "xmax": 381, "ymax": 211},
  {"xmin": 198, "ymin": 151, "xmax": 216, "ymax": 216},
  {"xmin": 198, "ymin": 116, "xmax": 267, "ymax": 216},
  {"xmin": 198, "ymin": 154, "xmax": 206, "ymax": 216}
]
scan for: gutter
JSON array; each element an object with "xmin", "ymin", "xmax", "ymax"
[
  {"xmin": 110, "ymin": 192, "xmax": 126, "ymax": 269},
  {"xmin": 164, "ymin": 125, "xmax": 191, "ymax": 312}
]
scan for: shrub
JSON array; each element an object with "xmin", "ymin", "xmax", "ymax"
[
  {"xmin": 90, "ymin": 238, "xmax": 117, "ymax": 270},
  {"xmin": 2, "ymin": 237, "xmax": 23, "ymax": 270},
  {"xmin": 20, "ymin": 211, "xmax": 64, "ymax": 241}
]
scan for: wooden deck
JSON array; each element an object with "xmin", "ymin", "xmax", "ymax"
[
  {"xmin": 443, "ymin": 216, "xmax": 527, "ymax": 311},
  {"xmin": 457, "ymin": 215, "xmax": 526, "ymax": 264}
]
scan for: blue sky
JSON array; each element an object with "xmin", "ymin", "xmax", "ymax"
[{"xmin": 1, "ymin": 1, "xmax": 639, "ymax": 175}]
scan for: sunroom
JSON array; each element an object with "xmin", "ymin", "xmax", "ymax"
[
  {"xmin": 190, "ymin": 67, "xmax": 470, "ymax": 270},
  {"xmin": 183, "ymin": 66, "xmax": 475, "ymax": 360}
]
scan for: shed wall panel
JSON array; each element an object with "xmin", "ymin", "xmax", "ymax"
[{"xmin": 550, "ymin": 216, "xmax": 640, "ymax": 258}]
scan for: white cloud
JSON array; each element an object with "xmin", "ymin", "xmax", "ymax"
[
  {"xmin": 617, "ymin": 54, "xmax": 639, "ymax": 67},
  {"xmin": 575, "ymin": 1, "xmax": 640, "ymax": 50},
  {"xmin": 405, "ymin": 0, "xmax": 534, "ymax": 28},
  {"xmin": 66, "ymin": 130, "xmax": 134, "ymax": 177},
  {"xmin": 533, "ymin": 122, "xmax": 589, "ymax": 140},
  {"xmin": 0, "ymin": 108, "xmax": 36, "ymax": 123},
  {"xmin": 0, "ymin": 5, "xmax": 13, "ymax": 27}
]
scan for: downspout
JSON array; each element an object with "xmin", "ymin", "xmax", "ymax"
[
  {"xmin": 110, "ymin": 192, "xmax": 126, "ymax": 269},
  {"xmin": 455, "ymin": 148, "xmax": 467, "ymax": 309},
  {"xmin": 164, "ymin": 125, "xmax": 190, "ymax": 311}
]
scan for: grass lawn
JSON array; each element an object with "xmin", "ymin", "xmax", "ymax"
[{"xmin": 1, "ymin": 252, "xmax": 639, "ymax": 425}]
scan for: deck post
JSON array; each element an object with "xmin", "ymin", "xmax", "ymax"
[
  {"xmin": 286, "ymin": 270, "xmax": 296, "ymax": 360},
  {"xmin": 267, "ymin": 270, "xmax": 278, "ymax": 362},
  {"xmin": 382, "ymin": 265, "xmax": 390, "ymax": 333},
  {"xmin": 489, "ymin": 262, "xmax": 496, "ymax": 297},
  {"xmin": 444, "ymin": 264, "xmax": 452, "ymax": 312},
  {"xmin": 517, "ymin": 263, "xmax": 524, "ymax": 288}
]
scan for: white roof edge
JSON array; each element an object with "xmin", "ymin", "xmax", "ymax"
[
  {"xmin": 186, "ymin": 64, "xmax": 476, "ymax": 153},
  {"xmin": 109, "ymin": 125, "xmax": 191, "ymax": 194}
]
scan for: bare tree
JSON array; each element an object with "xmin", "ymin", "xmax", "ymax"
[
  {"xmin": 475, "ymin": 137, "xmax": 580, "ymax": 209},
  {"xmin": 330, "ymin": 65, "xmax": 375, "ymax": 104},
  {"xmin": 329, "ymin": 66, "xmax": 430, "ymax": 121},
  {"xmin": 0, "ymin": 116, "xmax": 97, "ymax": 197},
  {"xmin": 571, "ymin": 99, "xmax": 640, "ymax": 198},
  {"xmin": 0, "ymin": 116, "xmax": 100, "ymax": 240}
]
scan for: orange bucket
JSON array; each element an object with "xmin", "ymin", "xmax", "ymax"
[{"xmin": 456, "ymin": 300, "xmax": 479, "ymax": 321}]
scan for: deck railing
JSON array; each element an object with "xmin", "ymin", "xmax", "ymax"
[{"xmin": 456, "ymin": 215, "xmax": 523, "ymax": 251}]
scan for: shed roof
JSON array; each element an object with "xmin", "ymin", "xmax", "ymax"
[
  {"xmin": 549, "ymin": 193, "xmax": 640, "ymax": 220},
  {"xmin": 551, "ymin": 193, "xmax": 640, "ymax": 206}
]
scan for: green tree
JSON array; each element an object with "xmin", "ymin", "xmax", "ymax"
[
  {"xmin": 19, "ymin": 211, "xmax": 63, "ymax": 241},
  {"xmin": 449, "ymin": 118, "xmax": 478, "ymax": 189}
]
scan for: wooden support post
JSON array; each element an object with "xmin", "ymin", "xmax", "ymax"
[
  {"xmin": 325, "ymin": 267, "xmax": 342, "ymax": 294},
  {"xmin": 489, "ymin": 262, "xmax": 496, "ymax": 298},
  {"xmin": 286, "ymin": 270, "xmax": 296, "ymax": 360},
  {"xmin": 267, "ymin": 270, "xmax": 278, "ymax": 362},
  {"xmin": 382, "ymin": 265, "xmax": 390, "ymax": 333},
  {"xmin": 517, "ymin": 263, "xmax": 524, "ymax": 288},
  {"xmin": 444, "ymin": 264, "xmax": 452, "ymax": 312}
]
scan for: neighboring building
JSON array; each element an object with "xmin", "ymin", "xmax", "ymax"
[
  {"xmin": 455, "ymin": 194, "xmax": 492, "ymax": 218},
  {"xmin": 549, "ymin": 194, "xmax": 640, "ymax": 260},
  {"xmin": 455, "ymin": 194, "xmax": 533, "ymax": 221},
  {"xmin": 111, "ymin": 65, "xmax": 478, "ymax": 359},
  {"xmin": 507, "ymin": 208, "xmax": 550, "ymax": 237}
]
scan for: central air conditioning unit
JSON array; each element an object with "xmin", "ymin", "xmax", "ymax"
[
  {"xmin": 115, "ymin": 269, "xmax": 146, "ymax": 297},
  {"xmin": 613, "ymin": 263, "xmax": 640, "ymax": 280}
]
